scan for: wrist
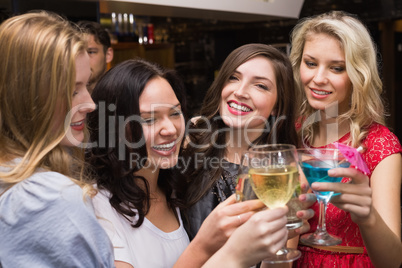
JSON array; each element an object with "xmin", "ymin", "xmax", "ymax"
[{"xmin": 189, "ymin": 235, "xmax": 217, "ymax": 262}]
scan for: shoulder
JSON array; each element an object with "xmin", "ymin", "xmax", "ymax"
[
  {"xmin": 1, "ymin": 171, "xmax": 83, "ymax": 210},
  {"xmin": 92, "ymin": 188, "xmax": 133, "ymax": 236},
  {"xmin": 363, "ymin": 123, "xmax": 402, "ymax": 171},
  {"xmin": 0, "ymin": 171, "xmax": 94, "ymax": 226},
  {"xmin": 364, "ymin": 123, "xmax": 402, "ymax": 152},
  {"xmin": 92, "ymin": 188, "xmax": 117, "ymax": 218},
  {"xmin": 0, "ymin": 172, "xmax": 114, "ymax": 267}
]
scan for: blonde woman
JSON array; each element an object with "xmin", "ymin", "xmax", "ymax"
[
  {"xmin": 290, "ymin": 11, "xmax": 402, "ymax": 267},
  {"xmin": 0, "ymin": 11, "xmax": 114, "ymax": 267}
]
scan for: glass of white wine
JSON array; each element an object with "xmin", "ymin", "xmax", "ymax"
[{"xmin": 247, "ymin": 144, "xmax": 301, "ymax": 264}]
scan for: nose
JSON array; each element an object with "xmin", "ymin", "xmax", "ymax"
[
  {"xmin": 233, "ymin": 83, "xmax": 249, "ymax": 99},
  {"xmin": 79, "ymin": 90, "xmax": 96, "ymax": 114},
  {"xmin": 312, "ymin": 67, "xmax": 328, "ymax": 85},
  {"xmin": 159, "ymin": 118, "xmax": 177, "ymax": 136}
]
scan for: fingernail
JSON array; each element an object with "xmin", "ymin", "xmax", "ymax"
[{"xmin": 299, "ymin": 194, "xmax": 306, "ymax": 201}]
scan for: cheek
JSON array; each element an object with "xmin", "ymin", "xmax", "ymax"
[
  {"xmin": 299, "ymin": 68, "xmax": 310, "ymax": 85},
  {"xmin": 340, "ymin": 77, "xmax": 353, "ymax": 96},
  {"xmin": 221, "ymin": 84, "xmax": 232, "ymax": 100},
  {"xmin": 174, "ymin": 118, "xmax": 185, "ymax": 139},
  {"xmin": 220, "ymin": 85, "xmax": 232, "ymax": 109},
  {"xmin": 255, "ymin": 92, "xmax": 277, "ymax": 115}
]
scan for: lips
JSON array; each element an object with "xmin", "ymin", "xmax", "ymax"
[
  {"xmin": 151, "ymin": 141, "xmax": 177, "ymax": 156},
  {"xmin": 227, "ymin": 100, "xmax": 253, "ymax": 115},
  {"xmin": 70, "ymin": 119, "xmax": 85, "ymax": 131},
  {"xmin": 310, "ymin": 88, "xmax": 332, "ymax": 99},
  {"xmin": 152, "ymin": 141, "xmax": 175, "ymax": 151}
]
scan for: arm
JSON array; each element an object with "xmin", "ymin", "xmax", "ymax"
[
  {"xmin": 202, "ymin": 207, "xmax": 289, "ymax": 268},
  {"xmin": 115, "ymin": 261, "xmax": 134, "ymax": 268},
  {"xmin": 175, "ymin": 191, "xmax": 315, "ymax": 268},
  {"xmin": 312, "ymin": 153, "xmax": 402, "ymax": 268},
  {"xmin": 174, "ymin": 194, "xmax": 266, "ymax": 267}
]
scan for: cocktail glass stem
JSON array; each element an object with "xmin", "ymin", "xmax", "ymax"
[
  {"xmin": 316, "ymin": 195, "xmax": 330, "ymax": 234},
  {"xmin": 300, "ymin": 192, "xmax": 342, "ymax": 246}
]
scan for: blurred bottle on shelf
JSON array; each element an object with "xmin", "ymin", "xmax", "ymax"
[{"xmin": 147, "ymin": 24, "xmax": 154, "ymax": 44}]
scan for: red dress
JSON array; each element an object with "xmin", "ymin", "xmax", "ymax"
[{"xmin": 294, "ymin": 123, "xmax": 402, "ymax": 267}]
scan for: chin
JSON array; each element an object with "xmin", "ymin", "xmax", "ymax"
[
  {"xmin": 60, "ymin": 135, "xmax": 84, "ymax": 147},
  {"xmin": 159, "ymin": 157, "xmax": 178, "ymax": 170}
]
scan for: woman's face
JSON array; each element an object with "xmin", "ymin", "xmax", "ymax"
[
  {"xmin": 219, "ymin": 56, "xmax": 278, "ymax": 132},
  {"xmin": 60, "ymin": 52, "xmax": 95, "ymax": 147},
  {"xmin": 139, "ymin": 77, "xmax": 185, "ymax": 170},
  {"xmin": 300, "ymin": 33, "xmax": 352, "ymax": 115}
]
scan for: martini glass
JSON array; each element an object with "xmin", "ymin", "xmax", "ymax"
[{"xmin": 297, "ymin": 148, "xmax": 351, "ymax": 246}]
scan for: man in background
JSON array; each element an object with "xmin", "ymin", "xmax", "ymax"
[{"xmin": 78, "ymin": 20, "xmax": 114, "ymax": 93}]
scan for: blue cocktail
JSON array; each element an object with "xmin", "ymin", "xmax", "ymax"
[
  {"xmin": 297, "ymin": 148, "xmax": 350, "ymax": 246},
  {"xmin": 301, "ymin": 159, "xmax": 350, "ymax": 197}
]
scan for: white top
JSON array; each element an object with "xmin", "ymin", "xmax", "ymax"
[
  {"xmin": 0, "ymin": 169, "xmax": 114, "ymax": 268},
  {"xmin": 93, "ymin": 189, "xmax": 190, "ymax": 268}
]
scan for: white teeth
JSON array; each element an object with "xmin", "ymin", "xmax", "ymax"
[
  {"xmin": 312, "ymin": 89, "xmax": 331, "ymax": 95},
  {"xmin": 71, "ymin": 121, "xmax": 83, "ymax": 126},
  {"xmin": 229, "ymin": 102, "xmax": 251, "ymax": 112},
  {"xmin": 153, "ymin": 141, "xmax": 175, "ymax": 151}
]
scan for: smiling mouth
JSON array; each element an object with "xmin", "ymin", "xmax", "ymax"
[
  {"xmin": 228, "ymin": 102, "xmax": 252, "ymax": 112},
  {"xmin": 71, "ymin": 120, "xmax": 84, "ymax": 127},
  {"xmin": 152, "ymin": 141, "xmax": 175, "ymax": 151},
  {"xmin": 311, "ymin": 89, "xmax": 331, "ymax": 95}
]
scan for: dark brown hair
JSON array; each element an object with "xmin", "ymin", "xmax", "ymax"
[{"xmin": 87, "ymin": 59, "xmax": 188, "ymax": 227}]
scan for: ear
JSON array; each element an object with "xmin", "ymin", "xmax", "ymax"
[{"xmin": 105, "ymin": 47, "xmax": 114, "ymax": 64}]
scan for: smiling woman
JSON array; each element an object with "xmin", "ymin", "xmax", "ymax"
[
  {"xmin": 289, "ymin": 11, "xmax": 402, "ymax": 267},
  {"xmin": 87, "ymin": 59, "xmax": 190, "ymax": 267},
  {"xmin": 0, "ymin": 10, "xmax": 114, "ymax": 267},
  {"xmin": 180, "ymin": 43, "xmax": 300, "ymax": 240}
]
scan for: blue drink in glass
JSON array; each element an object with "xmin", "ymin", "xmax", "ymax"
[
  {"xmin": 301, "ymin": 160, "xmax": 350, "ymax": 198},
  {"xmin": 297, "ymin": 148, "xmax": 350, "ymax": 246}
]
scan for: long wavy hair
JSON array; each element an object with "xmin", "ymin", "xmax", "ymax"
[
  {"xmin": 87, "ymin": 59, "xmax": 188, "ymax": 227},
  {"xmin": 181, "ymin": 43, "xmax": 298, "ymax": 206},
  {"xmin": 289, "ymin": 11, "xmax": 385, "ymax": 147},
  {"xmin": 0, "ymin": 11, "xmax": 90, "ymax": 192}
]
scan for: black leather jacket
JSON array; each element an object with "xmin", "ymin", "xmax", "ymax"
[{"xmin": 182, "ymin": 160, "xmax": 239, "ymax": 240}]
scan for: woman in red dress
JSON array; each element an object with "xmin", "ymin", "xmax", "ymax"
[{"xmin": 289, "ymin": 11, "xmax": 402, "ymax": 267}]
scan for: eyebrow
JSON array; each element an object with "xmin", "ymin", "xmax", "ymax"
[
  {"xmin": 303, "ymin": 54, "xmax": 345, "ymax": 64},
  {"xmin": 233, "ymin": 70, "xmax": 273, "ymax": 83},
  {"xmin": 140, "ymin": 103, "xmax": 181, "ymax": 115}
]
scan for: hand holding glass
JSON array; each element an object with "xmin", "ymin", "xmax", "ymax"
[{"xmin": 238, "ymin": 144, "xmax": 301, "ymax": 263}]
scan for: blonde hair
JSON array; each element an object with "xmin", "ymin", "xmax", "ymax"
[
  {"xmin": 290, "ymin": 11, "xmax": 385, "ymax": 147},
  {"xmin": 0, "ymin": 11, "xmax": 92, "ymax": 192}
]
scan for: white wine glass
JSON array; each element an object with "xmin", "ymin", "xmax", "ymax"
[
  {"xmin": 297, "ymin": 148, "xmax": 350, "ymax": 246},
  {"xmin": 246, "ymin": 144, "xmax": 301, "ymax": 264},
  {"xmin": 238, "ymin": 144, "xmax": 303, "ymax": 229}
]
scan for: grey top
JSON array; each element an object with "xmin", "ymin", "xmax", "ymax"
[{"xmin": 0, "ymin": 167, "xmax": 115, "ymax": 268}]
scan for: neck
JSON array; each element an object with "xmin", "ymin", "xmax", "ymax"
[
  {"xmin": 313, "ymin": 110, "xmax": 350, "ymax": 147},
  {"xmin": 224, "ymin": 128, "xmax": 263, "ymax": 164},
  {"xmin": 135, "ymin": 166, "xmax": 160, "ymax": 195}
]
